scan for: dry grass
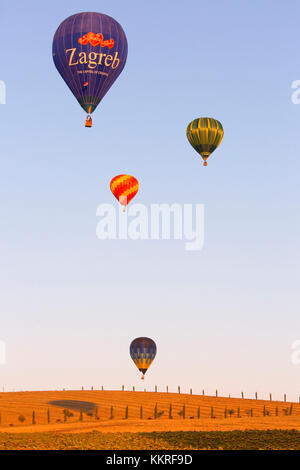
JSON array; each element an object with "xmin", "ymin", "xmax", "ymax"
[
  {"xmin": 2, "ymin": 430, "xmax": 300, "ymax": 449},
  {"xmin": 0, "ymin": 390, "xmax": 299, "ymax": 433}
]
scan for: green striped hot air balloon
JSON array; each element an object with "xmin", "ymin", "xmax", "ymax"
[{"xmin": 186, "ymin": 117, "xmax": 224, "ymax": 166}]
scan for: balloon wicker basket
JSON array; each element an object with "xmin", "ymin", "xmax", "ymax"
[{"xmin": 85, "ymin": 115, "xmax": 92, "ymax": 128}]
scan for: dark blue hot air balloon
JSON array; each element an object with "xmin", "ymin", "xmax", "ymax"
[
  {"xmin": 52, "ymin": 12, "xmax": 128, "ymax": 127},
  {"xmin": 130, "ymin": 337, "xmax": 157, "ymax": 379}
]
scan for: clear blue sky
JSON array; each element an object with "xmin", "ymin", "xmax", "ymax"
[{"xmin": 0, "ymin": 0, "xmax": 299, "ymax": 399}]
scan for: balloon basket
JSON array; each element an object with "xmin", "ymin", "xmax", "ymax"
[{"xmin": 85, "ymin": 115, "xmax": 92, "ymax": 128}]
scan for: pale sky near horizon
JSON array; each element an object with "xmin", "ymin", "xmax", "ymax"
[{"xmin": 0, "ymin": 0, "xmax": 300, "ymax": 400}]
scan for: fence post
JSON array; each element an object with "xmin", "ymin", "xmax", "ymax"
[
  {"xmin": 169, "ymin": 404, "xmax": 172, "ymax": 419},
  {"xmin": 216, "ymin": 389, "xmax": 218, "ymax": 397},
  {"xmin": 122, "ymin": 385, "xmax": 124, "ymax": 391},
  {"xmin": 166, "ymin": 386, "xmax": 168, "ymax": 393},
  {"xmin": 154, "ymin": 403, "xmax": 158, "ymax": 419},
  {"xmin": 255, "ymin": 392, "xmax": 257, "ymax": 400},
  {"xmin": 211, "ymin": 407, "xmax": 214, "ymax": 418},
  {"xmin": 155, "ymin": 385, "xmax": 157, "ymax": 392},
  {"xmin": 224, "ymin": 408, "xmax": 227, "ymax": 418},
  {"xmin": 202, "ymin": 389, "xmax": 205, "ymax": 396},
  {"xmin": 178, "ymin": 386, "xmax": 180, "ymax": 394},
  {"xmin": 182, "ymin": 405, "xmax": 186, "ymax": 419},
  {"xmin": 47, "ymin": 408, "xmax": 50, "ymax": 424},
  {"xmin": 241, "ymin": 392, "xmax": 244, "ymax": 399},
  {"xmin": 270, "ymin": 393, "xmax": 272, "ymax": 401},
  {"xmin": 250, "ymin": 408, "xmax": 253, "ymax": 417},
  {"xmin": 32, "ymin": 411, "xmax": 36, "ymax": 425},
  {"xmin": 197, "ymin": 407, "xmax": 200, "ymax": 419},
  {"xmin": 284, "ymin": 394, "xmax": 286, "ymax": 402},
  {"xmin": 237, "ymin": 407, "xmax": 240, "ymax": 418},
  {"xmin": 275, "ymin": 407, "xmax": 278, "ymax": 416},
  {"xmin": 125, "ymin": 406, "xmax": 128, "ymax": 419},
  {"xmin": 79, "ymin": 409, "xmax": 83, "ymax": 421},
  {"xmin": 140, "ymin": 405, "xmax": 143, "ymax": 419},
  {"xmin": 110, "ymin": 406, "xmax": 114, "ymax": 419},
  {"xmin": 290, "ymin": 404, "xmax": 293, "ymax": 416},
  {"xmin": 190, "ymin": 388, "xmax": 192, "ymax": 395}
]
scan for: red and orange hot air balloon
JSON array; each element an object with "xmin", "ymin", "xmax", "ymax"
[{"xmin": 110, "ymin": 175, "xmax": 139, "ymax": 211}]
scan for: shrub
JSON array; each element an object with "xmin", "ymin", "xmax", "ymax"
[{"xmin": 179, "ymin": 405, "xmax": 185, "ymax": 419}]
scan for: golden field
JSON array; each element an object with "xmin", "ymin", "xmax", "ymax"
[{"xmin": 0, "ymin": 390, "xmax": 299, "ymax": 433}]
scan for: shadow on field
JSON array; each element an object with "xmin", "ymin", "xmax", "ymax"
[{"xmin": 48, "ymin": 400, "xmax": 97, "ymax": 412}]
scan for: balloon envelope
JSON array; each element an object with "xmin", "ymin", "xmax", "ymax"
[
  {"xmin": 186, "ymin": 117, "xmax": 224, "ymax": 165},
  {"xmin": 130, "ymin": 337, "xmax": 157, "ymax": 376},
  {"xmin": 52, "ymin": 12, "xmax": 128, "ymax": 114},
  {"xmin": 110, "ymin": 175, "xmax": 139, "ymax": 207}
]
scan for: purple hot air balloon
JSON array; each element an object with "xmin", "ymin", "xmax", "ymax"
[{"xmin": 52, "ymin": 12, "xmax": 128, "ymax": 127}]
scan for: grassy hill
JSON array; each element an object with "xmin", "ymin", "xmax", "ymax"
[{"xmin": 0, "ymin": 389, "xmax": 299, "ymax": 433}]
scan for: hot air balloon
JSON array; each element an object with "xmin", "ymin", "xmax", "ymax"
[
  {"xmin": 110, "ymin": 175, "xmax": 139, "ymax": 211},
  {"xmin": 186, "ymin": 117, "xmax": 224, "ymax": 166},
  {"xmin": 52, "ymin": 12, "xmax": 128, "ymax": 127},
  {"xmin": 130, "ymin": 337, "xmax": 157, "ymax": 379}
]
